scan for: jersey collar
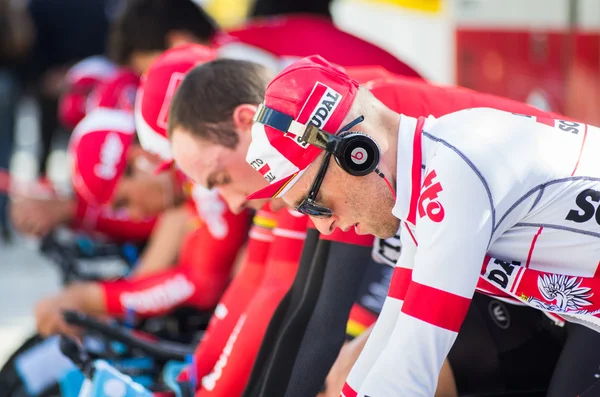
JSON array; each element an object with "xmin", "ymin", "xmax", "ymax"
[{"xmin": 392, "ymin": 114, "xmax": 431, "ymax": 226}]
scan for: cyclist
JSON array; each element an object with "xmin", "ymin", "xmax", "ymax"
[
  {"xmin": 168, "ymin": 58, "xmax": 579, "ymax": 397},
  {"xmin": 167, "ymin": 58, "xmax": 550, "ymax": 396},
  {"xmin": 245, "ymin": 55, "xmax": 600, "ymax": 397},
  {"xmin": 34, "ymin": 115, "xmax": 250, "ymax": 339},
  {"xmin": 10, "ymin": 68, "xmax": 163, "ymax": 243},
  {"xmin": 33, "ymin": 48, "xmax": 252, "ymax": 339},
  {"xmin": 130, "ymin": 46, "xmax": 399, "ymax": 397},
  {"xmin": 131, "ymin": 45, "xmax": 310, "ymax": 397}
]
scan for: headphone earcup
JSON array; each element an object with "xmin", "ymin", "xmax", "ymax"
[{"xmin": 335, "ymin": 132, "xmax": 380, "ymax": 176}]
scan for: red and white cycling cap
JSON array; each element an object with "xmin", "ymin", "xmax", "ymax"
[
  {"xmin": 135, "ymin": 43, "xmax": 217, "ymax": 172},
  {"xmin": 87, "ymin": 68, "xmax": 139, "ymax": 113},
  {"xmin": 245, "ymin": 55, "xmax": 359, "ymax": 200},
  {"xmin": 59, "ymin": 56, "xmax": 117, "ymax": 129},
  {"xmin": 69, "ymin": 108, "xmax": 136, "ymax": 205}
]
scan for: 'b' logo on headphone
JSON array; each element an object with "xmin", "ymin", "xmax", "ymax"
[{"xmin": 350, "ymin": 147, "xmax": 368, "ymax": 165}]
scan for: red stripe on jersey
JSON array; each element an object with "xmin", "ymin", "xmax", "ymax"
[
  {"xmin": 510, "ymin": 266, "xmax": 526, "ymax": 294},
  {"xmin": 402, "ymin": 281, "xmax": 471, "ymax": 332},
  {"xmin": 387, "ymin": 267, "xmax": 413, "ymax": 301},
  {"xmin": 404, "ymin": 221, "xmax": 418, "ymax": 247},
  {"xmin": 525, "ymin": 226, "xmax": 544, "ymax": 268},
  {"xmin": 341, "ymin": 382, "xmax": 357, "ymax": 397},
  {"xmin": 406, "ymin": 117, "xmax": 425, "ymax": 225},
  {"xmin": 297, "ymin": 83, "xmax": 328, "ymax": 124},
  {"xmin": 571, "ymin": 123, "xmax": 588, "ymax": 176},
  {"xmin": 480, "ymin": 255, "xmax": 492, "ymax": 275},
  {"xmin": 594, "ymin": 262, "xmax": 600, "ymax": 278}
]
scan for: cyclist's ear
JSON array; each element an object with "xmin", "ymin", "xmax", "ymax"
[{"xmin": 232, "ymin": 104, "xmax": 258, "ymax": 131}]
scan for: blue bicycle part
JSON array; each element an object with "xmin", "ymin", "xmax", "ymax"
[
  {"xmin": 85, "ymin": 360, "xmax": 153, "ymax": 397},
  {"xmin": 162, "ymin": 361, "xmax": 187, "ymax": 397},
  {"xmin": 121, "ymin": 243, "xmax": 140, "ymax": 268},
  {"xmin": 59, "ymin": 368, "xmax": 85, "ymax": 397},
  {"xmin": 13, "ymin": 336, "xmax": 77, "ymax": 396}
]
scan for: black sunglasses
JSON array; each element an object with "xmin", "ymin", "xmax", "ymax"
[{"xmin": 295, "ymin": 116, "xmax": 364, "ymax": 218}]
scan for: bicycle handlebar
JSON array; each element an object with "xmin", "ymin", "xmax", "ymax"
[{"xmin": 63, "ymin": 310, "xmax": 196, "ymax": 362}]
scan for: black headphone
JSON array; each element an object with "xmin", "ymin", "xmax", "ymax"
[{"xmin": 253, "ymin": 104, "xmax": 381, "ymax": 177}]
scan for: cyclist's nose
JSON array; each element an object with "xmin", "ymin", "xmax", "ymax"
[
  {"xmin": 311, "ymin": 216, "xmax": 336, "ymax": 235},
  {"xmin": 220, "ymin": 190, "xmax": 247, "ymax": 215}
]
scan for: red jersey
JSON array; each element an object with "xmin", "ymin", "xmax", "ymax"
[{"xmin": 213, "ymin": 15, "xmax": 423, "ymax": 78}]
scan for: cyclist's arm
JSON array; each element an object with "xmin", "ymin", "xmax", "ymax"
[
  {"xmin": 71, "ymin": 195, "xmax": 157, "ymax": 243},
  {"xmin": 35, "ymin": 255, "xmax": 229, "ymax": 338},
  {"xmin": 11, "ymin": 196, "xmax": 76, "ymax": 237},
  {"xmin": 36, "ymin": 206, "xmax": 251, "ymax": 339},
  {"xmin": 131, "ymin": 204, "xmax": 192, "ymax": 277},
  {"xmin": 342, "ymin": 226, "xmax": 416, "ymax": 394},
  {"xmin": 36, "ymin": 258, "xmax": 229, "ymax": 326},
  {"xmin": 354, "ymin": 154, "xmax": 492, "ymax": 397},
  {"xmin": 321, "ymin": 326, "xmax": 374, "ymax": 397},
  {"xmin": 101, "ymin": 206, "xmax": 252, "ymax": 317},
  {"xmin": 321, "ymin": 325, "xmax": 457, "ymax": 397}
]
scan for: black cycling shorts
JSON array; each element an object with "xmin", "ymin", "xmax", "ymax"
[{"xmin": 448, "ymin": 293, "xmax": 566, "ymax": 396}]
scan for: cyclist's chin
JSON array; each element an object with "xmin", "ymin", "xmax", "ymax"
[{"xmin": 369, "ymin": 216, "xmax": 401, "ymax": 239}]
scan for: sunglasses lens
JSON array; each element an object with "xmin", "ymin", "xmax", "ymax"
[{"xmin": 297, "ymin": 202, "xmax": 332, "ymax": 218}]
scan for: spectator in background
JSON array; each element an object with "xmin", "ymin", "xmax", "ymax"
[
  {"xmin": 27, "ymin": 0, "xmax": 117, "ymax": 180},
  {"xmin": 0, "ymin": 0, "xmax": 34, "ymax": 242}
]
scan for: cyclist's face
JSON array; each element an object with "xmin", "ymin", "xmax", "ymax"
[
  {"xmin": 110, "ymin": 153, "xmax": 175, "ymax": 219},
  {"xmin": 111, "ymin": 170, "xmax": 173, "ymax": 220},
  {"xmin": 171, "ymin": 127, "xmax": 270, "ymax": 214},
  {"xmin": 282, "ymin": 155, "xmax": 399, "ymax": 238}
]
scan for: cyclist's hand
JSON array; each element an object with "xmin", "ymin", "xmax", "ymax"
[
  {"xmin": 11, "ymin": 196, "xmax": 75, "ymax": 236},
  {"xmin": 35, "ymin": 295, "xmax": 82, "ymax": 340},
  {"xmin": 318, "ymin": 342, "xmax": 355, "ymax": 397}
]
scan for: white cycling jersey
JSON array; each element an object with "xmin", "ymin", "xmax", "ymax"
[{"xmin": 344, "ymin": 107, "xmax": 600, "ymax": 397}]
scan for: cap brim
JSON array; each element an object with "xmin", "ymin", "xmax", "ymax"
[{"xmin": 246, "ymin": 173, "xmax": 299, "ymax": 200}]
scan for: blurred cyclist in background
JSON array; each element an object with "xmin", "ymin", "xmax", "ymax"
[{"xmin": 34, "ymin": 45, "xmax": 252, "ymax": 341}]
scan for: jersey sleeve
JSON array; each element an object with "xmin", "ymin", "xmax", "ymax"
[
  {"xmin": 100, "ymin": 205, "xmax": 251, "ymax": 317},
  {"xmin": 100, "ymin": 266, "xmax": 211, "ymax": 317},
  {"xmin": 70, "ymin": 194, "xmax": 157, "ymax": 242},
  {"xmin": 356, "ymin": 153, "xmax": 494, "ymax": 397},
  {"xmin": 342, "ymin": 225, "xmax": 415, "ymax": 396}
]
